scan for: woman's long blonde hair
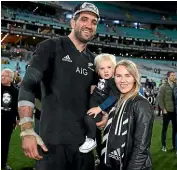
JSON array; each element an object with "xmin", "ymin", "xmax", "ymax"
[{"xmin": 115, "ymin": 60, "xmax": 140, "ymax": 111}]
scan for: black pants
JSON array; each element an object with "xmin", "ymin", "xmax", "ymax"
[
  {"xmin": 161, "ymin": 112, "xmax": 176, "ymax": 147},
  {"xmin": 84, "ymin": 114, "xmax": 102, "ymax": 159},
  {"xmin": 84, "ymin": 114, "xmax": 102, "ymax": 140},
  {"xmin": 36, "ymin": 143, "xmax": 95, "ymax": 170},
  {"xmin": 1, "ymin": 121, "xmax": 13, "ymax": 168},
  {"xmin": 96, "ymin": 128, "xmax": 102, "ymax": 160}
]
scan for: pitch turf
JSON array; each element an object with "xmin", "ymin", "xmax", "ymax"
[{"xmin": 7, "ymin": 119, "xmax": 177, "ymax": 170}]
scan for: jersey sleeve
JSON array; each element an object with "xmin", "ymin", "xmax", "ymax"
[
  {"xmin": 99, "ymin": 96, "xmax": 116, "ymax": 111},
  {"xmin": 29, "ymin": 39, "xmax": 56, "ymax": 73},
  {"xmin": 18, "ymin": 39, "xmax": 57, "ymax": 107}
]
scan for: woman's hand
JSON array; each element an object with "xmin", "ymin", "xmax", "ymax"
[{"xmin": 96, "ymin": 111, "xmax": 108, "ymax": 129}]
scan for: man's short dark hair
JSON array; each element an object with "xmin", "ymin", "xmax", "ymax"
[
  {"xmin": 73, "ymin": 13, "xmax": 80, "ymax": 21},
  {"xmin": 167, "ymin": 71, "xmax": 174, "ymax": 77}
]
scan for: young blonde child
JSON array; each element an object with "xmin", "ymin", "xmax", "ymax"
[{"xmin": 79, "ymin": 53, "xmax": 120, "ymax": 153}]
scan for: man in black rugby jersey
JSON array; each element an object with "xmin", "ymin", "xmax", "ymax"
[{"xmin": 18, "ymin": 2, "xmax": 105, "ymax": 170}]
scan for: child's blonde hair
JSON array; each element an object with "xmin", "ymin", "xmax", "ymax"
[{"xmin": 94, "ymin": 53, "xmax": 116, "ymax": 72}]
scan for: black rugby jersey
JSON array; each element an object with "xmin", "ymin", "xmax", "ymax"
[{"xmin": 19, "ymin": 36, "xmax": 97, "ymax": 144}]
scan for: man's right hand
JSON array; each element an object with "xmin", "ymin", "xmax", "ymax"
[{"xmin": 22, "ymin": 135, "xmax": 48, "ymax": 160}]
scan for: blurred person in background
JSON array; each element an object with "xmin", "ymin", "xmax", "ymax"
[
  {"xmin": 156, "ymin": 79, "xmax": 166, "ymax": 117},
  {"xmin": 174, "ymin": 81, "xmax": 177, "ymax": 156},
  {"xmin": 139, "ymin": 85, "xmax": 144, "ymax": 96},
  {"xmin": 14, "ymin": 61, "xmax": 21, "ymax": 73},
  {"xmin": 1, "ymin": 68, "xmax": 19, "ymax": 170},
  {"xmin": 13, "ymin": 71, "xmax": 22, "ymax": 88},
  {"xmin": 159, "ymin": 71, "xmax": 176, "ymax": 152}
]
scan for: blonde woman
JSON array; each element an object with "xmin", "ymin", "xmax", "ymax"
[{"xmin": 101, "ymin": 60, "xmax": 154, "ymax": 170}]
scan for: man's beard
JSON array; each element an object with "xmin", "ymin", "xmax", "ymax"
[
  {"xmin": 4, "ymin": 100, "xmax": 9, "ymax": 104},
  {"xmin": 74, "ymin": 30, "xmax": 94, "ymax": 43}
]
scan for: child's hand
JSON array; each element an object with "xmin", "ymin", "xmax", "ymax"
[{"xmin": 87, "ymin": 107, "xmax": 102, "ymax": 118}]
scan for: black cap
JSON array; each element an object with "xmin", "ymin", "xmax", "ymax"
[{"xmin": 73, "ymin": 2, "xmax": 100, "ymax": 20}]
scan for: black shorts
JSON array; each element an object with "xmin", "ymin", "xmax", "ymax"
[{"xmin": 36, "ymin": 143, "xmax": 95, "ymax": 170}]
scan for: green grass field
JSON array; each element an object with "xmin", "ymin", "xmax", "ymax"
[{"xmin": 7, "ymin": 119, "xmax": 177, "ymax": 170}]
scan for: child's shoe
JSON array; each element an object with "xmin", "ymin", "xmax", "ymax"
[{"xmin": 79, "ymin": 137, "xmax": 97, "ymax": 153}]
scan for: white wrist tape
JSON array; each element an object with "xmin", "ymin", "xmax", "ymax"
[
  {"xmin": 20, "ymin": 128, "xmax": 44, "ymax": 146},
  {"xmin": 19, "ymin": 117, "xmax": 33, "ymax": 125}
]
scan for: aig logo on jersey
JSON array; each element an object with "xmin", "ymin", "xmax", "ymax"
[
  {"xmin": 76, "ymin": 62, "xmax": 94, "ymax": 76},
  {"xmin": 76, "ymin": 67, "xmax": 88, "ymax": 76},
  {"xmin": 62, "ymin": 55, "xmax": 72, "ymax": 63}
]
